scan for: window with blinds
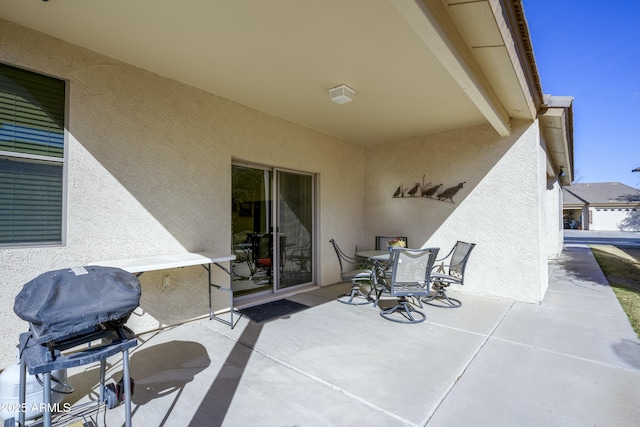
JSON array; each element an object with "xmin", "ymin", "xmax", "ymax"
[{"xmin": 0, "ymin": 63, "xmax": 66, "ymax": 246}]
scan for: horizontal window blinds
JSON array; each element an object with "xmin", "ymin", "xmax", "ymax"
[
  {"xmin": 0, "ymin": 158, "xmax": 63, "ymax": 244},
  {"xmin": 0, "ymin": 65, "xmax": 64, "ymax": 157},
  {"xmin": 0, "ymin": 63, "xmax": 65, "ymax": 245}
]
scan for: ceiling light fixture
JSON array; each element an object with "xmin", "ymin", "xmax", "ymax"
[{"xmin": 329, "ymin": 84, "xmax": 355, "ymax": 104}]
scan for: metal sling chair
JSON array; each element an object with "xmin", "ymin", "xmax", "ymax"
[
  {"xmin": 422, "ymin": 241, "xmax": 476, "ymax": 308},
  {"xmin": 379, "ymin": 247, "xmax": 439, "ymax": 323},
  {"xmin": 330, "ymin": 239, "xmax": 373, "ymax": 305}
]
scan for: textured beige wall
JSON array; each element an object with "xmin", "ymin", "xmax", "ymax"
[
  {"xmin": 539, "ymin": 127, "xmax": 564, "ymax": 261},
  {"xmin": 545, "ymin": 178, "xmax": 564, "ymax": 260},
  {"xmin": 0, "ymin": 20, "xmax": 367, "ymax": 366},
  {"xmin": 364, "ymin": 121, "xmax": 550, "ymax": 302}
]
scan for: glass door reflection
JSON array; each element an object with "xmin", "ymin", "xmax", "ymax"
[
  {"xmin": 277, "ymin": 170, "xmax": 313, "ymax": 289},
  {"xmin": 231, "ymin": 164, "xmax": 314, "ymax": 297}
]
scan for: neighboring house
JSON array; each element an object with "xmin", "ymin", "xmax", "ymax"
[
  {"xmin": 563, "ymin": 183, "xmax": 640, "ymax": 231},
  {"xmin": 0, "ymin": 1, "xmax": 573, "ymax": 365}
]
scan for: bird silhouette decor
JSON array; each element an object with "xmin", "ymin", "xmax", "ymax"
[
  {"xmin": 422, "ymin": 183, "xmax": 442, "ymax": 198},
  {"xmin": 392, "ymin": 178, "xmax": 466, "ymax": 203},
  {"xmin": 393, "ymin": 183, "xmax": 405, "ymax": 198},
  {"xmin": 437, "ymin": 182, "xmax": 466, "ymax": 203},
  {"xmin": 406, "ymin": 183, "xmax": 420, "ymax": 197}
]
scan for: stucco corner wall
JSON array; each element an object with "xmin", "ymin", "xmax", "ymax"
[
  {"xmin": 539, "ymin": 117, "xmax": 565, "ymax": 265},
  {"xmin": 544, "ymin": 177, "xmax": 564, "ymax": 260},
  {"xmin": 364, "ymin": 121, "xmax": 547, "ymax": 303}
]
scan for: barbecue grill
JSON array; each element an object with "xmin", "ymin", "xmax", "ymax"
[{"xmin": 13, "ymin": 265, "xmax": 141, "ymax": 427}]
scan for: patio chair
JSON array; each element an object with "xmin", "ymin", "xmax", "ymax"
[
  {"xmin": 379, "ymin": 247, "xmax": 439, "ymax": 323},
  {"xmin": 375, "ymin": 236, "xmax": 408, "ymax": 251},
  {"xmin": 330, "ymin": 239, "xmax": 373, "ymax": 305},
  {"xmin": 366, "ymin": 246, "xmax": 403, "ymax": 307},
  {"xmin": 250, "ymin": 233, "xmax": 287, "ymax": 283},
  {"xmin": 423, "ymin": 241, "xmax": 476, "ymax": 308},
  {"xmin": 250, "ymin": 233, "xmax": 272, "ymax": 282},
  {"xmin": 287, "ymin": 241, "xmax": 311, "ymax": 272}
]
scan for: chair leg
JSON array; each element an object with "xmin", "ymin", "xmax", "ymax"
[
  {"xmin": 372, "ymin": 285, "xmax": 390, "ymax": 307},
  {"xmin": 422, "ymin": 286, "xmax": 462, "ymax": 308},
  {"xmin": 380, "ymin": 297, "xmax": 426, "ymax": 323},
  {"xmin": 371, "ymin": 271, "xmax": 391, "ymax": 307},
  {"xmin": 337, "ymin": 281, "xmax": 372, "ymax": 305},
  {"xmin": 373, "ymin": 288, "xmax": 381, "ymax": 307}
]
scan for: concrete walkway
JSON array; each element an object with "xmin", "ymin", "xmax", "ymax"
[{"xmin": 63, "ymin": 244, "xmax": 640, "ymax": 426}]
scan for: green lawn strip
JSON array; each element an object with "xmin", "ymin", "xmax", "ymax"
[
  {"xmin": 610, "ymin": 286, "xmax": 640, "ymax": 337},
  {"xmin": 590, "ymin": 245, "xmax": 640, "ymax": 339}
]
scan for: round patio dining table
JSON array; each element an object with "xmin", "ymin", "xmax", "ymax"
[{"xmin": 356, "ymin": 250, "xmax": 390, "ymax": 261}]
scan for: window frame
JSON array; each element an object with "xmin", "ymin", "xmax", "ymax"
[{"xmin": 0, "ymin": 62, "xmax": 68, "ymax": 248}]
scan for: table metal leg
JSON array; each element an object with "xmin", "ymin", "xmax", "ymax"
[
  {"xmin": 99, "ymin": 359, "xmax": 106, "ymax": 403},
  {"xmin": 208, "ymin": 263, "xmax": 213, "ymax": 320},
  {"xmin": 123, "ymin": 348, "xmax": 132, "ymax": 427},
  {"xmin": 205, "ymin": 261, "xmax": 242, "ymax": 328},
  {"xmin": 18, "ymin": 355, "xmax": 26, "ymax": 427},
  {"xmin": 43, "ymin": 372, "xmax": 51, "ymax": 427}
]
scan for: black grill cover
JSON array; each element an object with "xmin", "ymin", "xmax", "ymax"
[{"xmin": 14, "ymin": 266, "xmax": 141, "ymax": 345}]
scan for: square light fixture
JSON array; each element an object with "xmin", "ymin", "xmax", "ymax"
[{"xmin": 329, "ymin": 84, "xmax": 355, "ymax": 104}]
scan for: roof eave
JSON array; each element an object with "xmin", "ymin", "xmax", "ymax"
[{"xmin": 541, "ymin": 95, "xmax": 574, "ymax": 186}]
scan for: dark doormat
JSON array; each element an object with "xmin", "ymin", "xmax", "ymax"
[{"xmin": 239, "ymin": 299, "xmax": 309, "ymax": 323}]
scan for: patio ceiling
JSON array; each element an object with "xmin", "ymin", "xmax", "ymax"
[{"xmin": 0, "ymin": 0, "xmax": 543, "ymax": 145}]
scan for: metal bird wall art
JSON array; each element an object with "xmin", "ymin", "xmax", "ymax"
[
  {"xmin": 392, "ymin": 183, "xmax": 405, "ymax": 198},
  {"xmin": 437, "ymin": 182, "xmax": 466, "ymax": 203},
  {"xmin": 406, "ymin": 183, "xmax": 420, "ymax": 197},
  {"xmin": 392, "ymin": 177, "xmax": 466, "ymax": 203},
  {"xmin": 422, "ymin": 183, "xmax": 442, "ymax": 198}
]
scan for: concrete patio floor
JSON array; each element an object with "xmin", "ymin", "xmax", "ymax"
[{"xmin": 59, "ymin": 243, "xmax": 640, "ymax": 426}]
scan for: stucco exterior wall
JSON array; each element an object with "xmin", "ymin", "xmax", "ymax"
[
  {"xmin": 0, "ymin": 21, "xmax": 367, "ymax": 366},
  {"xmin": 363, "ymin": 121, "xmax": 547, "ymax": 302},
  {"xmin": 545, "ymin": 178, "xmax": 564, "ymax": 260},
  {"xmin": 539, "ymin": 125, "xmax": 564, "ymax": 261}
]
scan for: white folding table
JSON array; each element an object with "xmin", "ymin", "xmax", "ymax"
[{"xmin": 89, "ymin": 252, "xmax": 239, "ymax": 328}]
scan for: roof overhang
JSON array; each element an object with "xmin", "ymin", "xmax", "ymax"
[
  {"xmin": 0, "ymin": 0, "xmax": 546, "ymax": 145},
  {"xmin": 540, "ymin": 95, "xmax": 575, "ymax": 186}
]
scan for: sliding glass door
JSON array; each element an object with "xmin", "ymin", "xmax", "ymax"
[
  {"xmin": 231, "ymin": 163, "xmax": 314, "ymax": 297},
  {"xmin": 278, "ymin": 170, "xmax": 313, "ymax": 288}
]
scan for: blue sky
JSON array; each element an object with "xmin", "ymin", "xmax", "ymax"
[{"xmin": 523, "ymin": 0, "xmax": 640, "ymax": 189}]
